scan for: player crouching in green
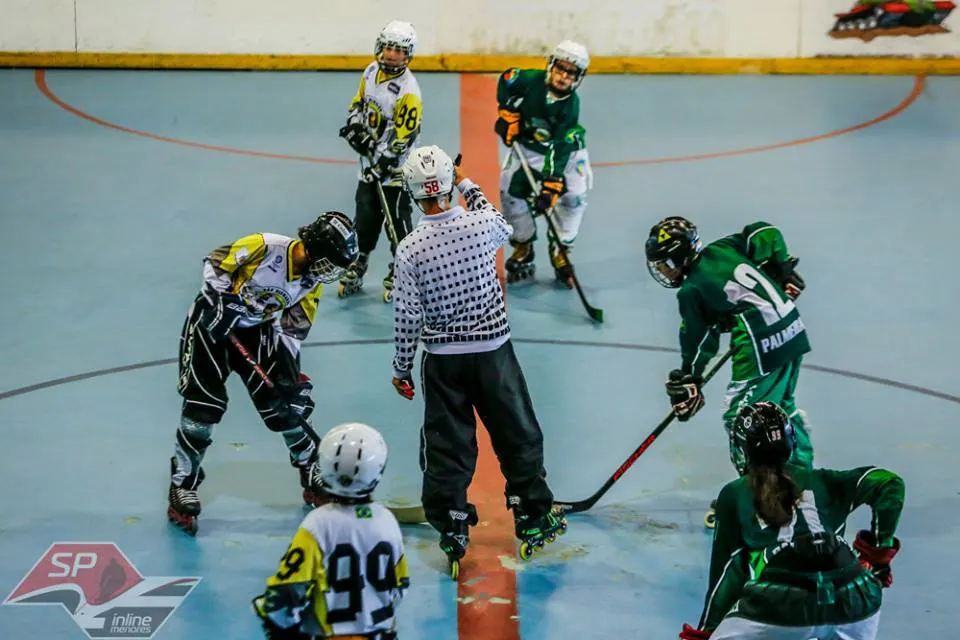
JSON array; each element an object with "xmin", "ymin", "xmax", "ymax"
[
  {"xmin": 680, "ymin": 401, "xmax": 904, "ymax": 639},
  {"xmin": 646, "ymin": 216, "xmax": 814, "ymax": 524}
]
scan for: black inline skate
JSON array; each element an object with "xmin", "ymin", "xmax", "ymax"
[
  {"xmin": 505, "ymin": 240, "xmax": 536, "ymax": 284},
  {"xmin": 439, "ymin": 505, "xmax": 478, "ymax": 580},
  {"xmin": 512, "ymin": 500, "xmax": 568, "ymax": 561}
]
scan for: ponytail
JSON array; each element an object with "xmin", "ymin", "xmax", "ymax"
[{"xmin": 747, "ymin": 465, "xmax": 802, "ymax": 528}]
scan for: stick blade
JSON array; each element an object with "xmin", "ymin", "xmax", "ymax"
[
  {"xmin": 587, "ymin": 305, "xmax": 604, "ymax": 323},
  {"xmin": 385, "ymin": 504, "xmax": 427, "ymax": 524}
]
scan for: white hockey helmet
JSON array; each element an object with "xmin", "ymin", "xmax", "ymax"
[
  {"xmin": 402, "ymin": 145, "xmax": 456, "ymax": 204},
  {"xmin": 548, "ymin": 40, "xmax": 590, "ymax": 92},
  {"xmin": 375, "ymin": 21, "xmax": 417, "ymax": 73},
  {"xmin": 316, "ymin": 422, "xmax": 388, "ymax": 499}
]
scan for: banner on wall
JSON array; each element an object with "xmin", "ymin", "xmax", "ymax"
[{"xmin": 828, "ymin": 1, "xmax": 955, "ymax": 42}]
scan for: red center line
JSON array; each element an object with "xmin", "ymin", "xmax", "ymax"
[{"xmin": 456, "ymin": 73, "xmax": 520, "ymax": 640}]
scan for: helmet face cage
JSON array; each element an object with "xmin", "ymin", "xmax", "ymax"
[
  {"xmin": 646, "ymin": 254, "xmax": 684, "ymax": 288},
  {"xmin": 547, "ymin": 41, "xmax": 590, "ymax": 94},
  {"xmin": 308, "ymin": 256, "xmax": 346, "ymax": 283},
  {"xmin": 645, "ymin": 217, "xmax": 702, "ymax": 288},
  {"xmin": 299, "ymin": 212, "xmax": 359, "ymax": 283},
  {"xmin": 375, "ymin": 21, "xmax": 417, "ymax": 74}
]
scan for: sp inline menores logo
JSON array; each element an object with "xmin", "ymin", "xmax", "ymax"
[{"xmin": 3, "ymin": 542, "xmax": 200, "ymax": 639}]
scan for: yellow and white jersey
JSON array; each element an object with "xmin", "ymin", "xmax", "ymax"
[
  {"xmin": 349, "ymin": 61, "xmax": 423, "ymax": 186},
  {"xmin": 265, "ymin": 502, "xmax": 410, "ymax": 636},
  {"xmin": 201, "ymin": 232, "xmax": 323, "ymax": 340}
]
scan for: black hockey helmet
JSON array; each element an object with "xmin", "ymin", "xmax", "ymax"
[
  {"xmin": 732, "ymin": 402, "xmax": 796, "ymax": 470},
  {"xmin": 298, "ymin": 212, "xmax": 359, "ymax": 282},
  {"xmin": 645, "ymin": 216, "xmax": 703, "ymax": 288}
]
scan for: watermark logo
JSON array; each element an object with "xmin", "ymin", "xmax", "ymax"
[{"xmin": 3, "ymin": 542, "xmax": 200, "ymax": 639}]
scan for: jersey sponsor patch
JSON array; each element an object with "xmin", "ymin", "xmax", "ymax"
[
  {"xmin": 503, "ymin": 68, "xmax": 519, "ymax": 84},
  {"xmin": 387, "ymin": 81, "xmax": 401, "ymax": 95}
]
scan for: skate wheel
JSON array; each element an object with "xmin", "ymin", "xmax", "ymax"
[
  {"xmin": 704, "ymin": 511, "xmax": 716, "ymax": 529},
  {"xmin": 449, "ymin": 559, "xmax": 460, "ymax": 580},
  {"xmin": 337, "ymin": 284, "xmax": 348, "ymax": 298},
  {"xmin": 519, "ymin": 542, "xmax": 535, "ymax": 561},
  {"xmin": 383, "ymin": 289, "xmax": 392, "ymax": 303}
]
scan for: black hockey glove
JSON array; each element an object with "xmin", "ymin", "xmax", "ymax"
[
  {"xmin": 533, "ymin": 176, "xmax": 564, "ymax": 214},
  {"xmin": 339, "ymin": 122, "xmax": 376, "ymax": 157},
  {"xmin": 764, "ymin": 256, "xmax": 805, "ymax": 300},
  {"xmin": 716, "ymin": 314, "xmax": 737, "ymax": 333},
  {"xmin": 275, "ymin": 373, "xmax": 315, "ymax": 424},
  {"xmin": 665, "ymin": 369, "xmax": 705, "ymax": 422},
  {"xmin": 198, "ymin": 292, "xmax": 247, "ymax": 343},
  {"xmin": 854, "ymin": 530, "xmax": 901, "ymax": 588}
]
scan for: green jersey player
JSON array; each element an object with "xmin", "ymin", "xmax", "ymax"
[
  {"xmin": 646, "ymin": 217, "xmax": 813, "ymax": 488},
  {"xmin": 679, "ymin": 401, "xmax": 904, "ymax": 639},
  {"xmin": 495, "ymin": 41, "xmax": 593, "ymax": 289}
]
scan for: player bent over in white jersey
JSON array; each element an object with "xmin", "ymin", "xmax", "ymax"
[
  {"xmin": 253, "ymin": 423, "xmax": 410, "ymax": 640},
  {"xmin": 168, "ymin": 213, "xmax": 359, "ymax": 536},
  {"xmin": 337, "ymin": 21, "xmax": 422, "ymax": 303}
]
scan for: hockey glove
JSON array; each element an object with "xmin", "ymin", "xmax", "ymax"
[
  {"xmin": 666, "ymin": 369, "xmax": 705, "ymax": 422},
  {"xmin": 679, "ymin": 623, "xmax": 711, "ymax": 639},
  {"xmin": 339, "ymin": 122, "xmax": 376, "ymax": 157},
  {"xmin": 494, "ymin": 106, "xmax": 521, "ymax": 146},
  {"xmin": 764, "ymin": 256, "xmax": 805, "ymax": 300},
  {"xmin": 716, "ymin": 314, "xmax": 737, "ymax": 333},
  {"xmin": 277, "ymin": 373, "xmax": 315, "ymax": 423},
  {"xmin": 199, "ymin": 292, "xmax": 247, "ymax": 343},
  {"xmin": 392, "ymin": 372, "xmax": 415, "ymax": 400},
  {"xmin": 854, "ymin": 529, "xmax": 901, "ymax": 588},
  {"xmin": 533, "ymin": 176, "xmax": 564, "ymax": 214}
]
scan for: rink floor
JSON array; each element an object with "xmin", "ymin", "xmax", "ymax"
[{"xmin": 0, "ymin": 67, "xmax": 958, "ymax": 638}]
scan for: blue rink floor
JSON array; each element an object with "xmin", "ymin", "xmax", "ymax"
[{"xmin": 0, "ymin": 68, "xmax": 958, "ymax": 639}]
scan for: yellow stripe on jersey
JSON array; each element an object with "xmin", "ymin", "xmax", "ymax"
[
  {"xmin": 281, "ymin": 282, "xmax": 323, "ymax": 340},
  {"xmin": 299, "ymin": 283, "xmax": 322, "ymax": 324},
  {"xmin": 266, "ymin": 526, "xmax": 326, "ymax": 589},
  {"xmin": 265, "ymin": 526, "xmax": 333, "ymax": 635},
  {"xmin": 286, "ymin": 240, "xmax": 298, "ymax": 282},
  {"xmin": 395, "ymin": 553, "xmax": 410, "ymax": 589},
  {"xmin": 208, "ymin": 233, "xmax": 268, "ymax": 293},
  {"xmin": 349, "ymin": 75, "xmax": 366, "ymax": 112},
  {"xmin": 392, "ymin": 91, "xmax": 421, "ymax": 143},
  {"xmin": 206, "ymin": 233, "xmax": 267, "ymax": 281}
]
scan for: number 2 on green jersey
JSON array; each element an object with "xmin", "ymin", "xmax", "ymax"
[{"xmin": 723, "ymin": 263, "xmax": 795, "ymax": 326}]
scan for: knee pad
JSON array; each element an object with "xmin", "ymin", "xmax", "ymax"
[
  {"xmin": 178, "ymin": 416, "xmax": 214, "ymax": 448},
  {"xmin": 281, "ymin": 427, "xmax": 317, "ymax": 466},
  {"xmin": 179, "ymin": 416, "xmax": 213, "ymax": 444}
]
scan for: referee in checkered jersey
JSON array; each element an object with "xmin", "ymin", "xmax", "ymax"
[{"xmin": 388, "ymin": 144, "xmax": 563, "ymax": 563}]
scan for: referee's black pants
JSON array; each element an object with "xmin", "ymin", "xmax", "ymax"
[{"xmin": 418, "ymin": 339, "xmax": 554, "ymax": 535}]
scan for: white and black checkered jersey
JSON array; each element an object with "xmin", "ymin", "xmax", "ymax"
[{"xmin": 391, "ymin": 178, "xmax": 513, "ymax": 377}]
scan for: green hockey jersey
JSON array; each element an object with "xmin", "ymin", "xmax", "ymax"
[
  {"xmin": 496, "ymin": 67, "xmax": 586, "ymax": 179},
  {"xmin": 698, "ymin": 465, "xmax": 905, "ymax": 630},
  {"xmin": 677, "ymin": 221, "xmax": 810, "ymax": 381}
]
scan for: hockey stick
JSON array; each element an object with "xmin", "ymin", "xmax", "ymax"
[
  {"xmin": 554, "ymin": 348, "xmax": 734, "ymax": 514},
  {"xmin": 228, "ymin": 334, "xmax": 427, "ymax": 524},
  {"xmin": 366, "ymin": 156, "xmax": 401, "ymax": 249},
  {"xmin": 510, "ymin": 143, "xmax": 604, "ymax": 323}
]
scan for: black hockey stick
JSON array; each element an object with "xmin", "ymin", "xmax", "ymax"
[
  {"xmin": 228, "ymin": 334, "xmax": 427, "ymax": 524},
  {"xmin": 511, "ymin": 143, "xmax": 604, "ymax": 323},
  {"xmin": 555, "ymin": 348, "xmax": 733, "ymax": 514}
]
